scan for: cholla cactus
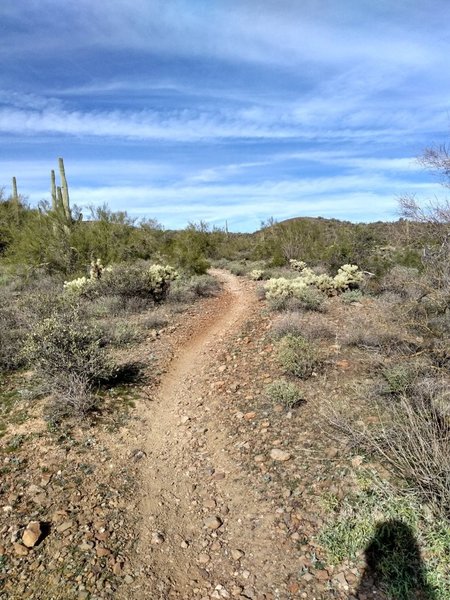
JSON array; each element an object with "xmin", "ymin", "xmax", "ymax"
[
  {"xmin": 315, "ymin": 273, "xmax": 335, "ymax": 294},
  {"xmin": 265, "ymin": 263, "xmax": 364, "ymax": 302},
  {"xmin": 265, "ymin": 277, "xmax": 306, "ymax": 301},
  {"xmin": 290, "ymin": 259, "xmax": 307, "ymax": 272},
  {"xmin": 147, "ymin": 264, "xmax": 179, "ymax": 303},
  {"xmin": 63, "ymin": 276, "xmax": 91, "ymax": 294},
  {"xmin": 250, "ymin": 269, "xmax": 264, "ymax": 281},
  {"xmin": 297, "ymin": 267, "xmax": 318, "ymax": 285},
  {"xmin": 333, "ymin": 264, "xmax": 364, "ymax": 291},
  {"xmin": 90, "ymin": 258, "xmax": 104, "ymax": 280}
]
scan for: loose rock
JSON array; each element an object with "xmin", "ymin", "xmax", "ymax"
[
  {"xmin": 204, "ymin": 516, "xmax": 223, "ymax": 530},
  {"xmin": 22, "ymin": 521, "xmax": 42, "ymax": 548},
  {"xmin": 270, "ymin": 449, "xmax": 291, "ymax": 462}
]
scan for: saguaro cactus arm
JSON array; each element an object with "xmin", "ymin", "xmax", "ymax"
[
  {"xmin": 51, "ymin": 170, "xmax": 57, "ymax": 210},
  {"xmin": 12, "ymin": 177, "xmax": 18, "ymax": 201},
  {"xmin": 58, "ymin": 157, "xmax": 72, "ymax": 223}
]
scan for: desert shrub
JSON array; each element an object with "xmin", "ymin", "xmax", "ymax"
[
  {"xmin": 93, "ymin": 262, "xmax": 178, "ymax": 304},
  {"xmin": 345, "ymin": 325, "xmax": 410, "ymax": 355},
  {"xmin": 84, "ymin": 295, "xmax": 125, "ymax": 318},
  {"xmin": 290, "ymin": 286, "xmax": 326, "ymax": 311},
  {"xmin": 271, "ymin": 312, "xmax": 335, "ymax": 341},
  {"xmin": 364, "ymin": 397, "xmax": 450, "ymax": 514},
  {"xmin": 101, "ymin": 322, "xmax": 144, "ymax": 347},
  {"xmin": 185, "ymin": 274, "xmax": 221, "ymax": 297},
  {"xmin": 227, "ymin": 262, "xmax": 246, "ymax": 276},
  {"xmin": 381, "ymin": 265, "xmax": 422, "ymax": 300},
  {"xmin": 141, "ymin": 313, "xmax": 169, "ymax": 330},
  {"xmin": 23, "ymin": 302, "xmax": 114, "ymax": 387},
  {"xmin": 0, "ymin": 305, "xmax": 26, "ymax": 372},
  {"xmin": 341, "ymin": 289, "xmax": 363, "ymax": 304},
  {"xmin": 278, "ymin": 334, "xmax": 323, "ymax": 379},
  {"xmin": 46, "ymin": 373, "xmax": 98, "ymax": 420},
  {"xmin": 327, "ymin": 371, "xmax": 450, "ymax": 514},
  {"xmin": 413, "ymin": 376, "xmax": 450, "ymax": 419},
  {"xmin": 381, "ymin": 364, "xmax": 417, "ymax": 395},
  {"xmin": 266, "ymin": 379, "xmax": 301, "ymax": 409},
  {"xmin": 168, "ymin": 274, "xmax": 220, "ymax": 303},
  {"xmin": 171, "ymin": 222, "xmax": 212, "ymax": 275}
]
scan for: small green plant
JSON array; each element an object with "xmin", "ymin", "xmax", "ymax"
[
  {"xmin": 341, "ymin": 289, "xmax": 363, "ymax": 304},
  {"xmin": 381, "ymin": 365, "xmax": 416, "ymax": 395},
  {"xmin": 277, "ymin": 334, "xmax": 323, "ymax": 379},
  {"xmin": 266, "ymin": 379, "xmax": 301, "ymax": 409}
]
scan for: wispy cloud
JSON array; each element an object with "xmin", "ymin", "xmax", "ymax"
[{"xmin": 1, "ymin": 1, "xmax": 449, "ymax": 228}]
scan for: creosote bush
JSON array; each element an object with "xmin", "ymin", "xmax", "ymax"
[
  {"xmin": 277, "ymin": 334, "xmax": 323, "ymax": 379},
  {"xmin": 266, "ymin": 379, "xmax": 301, "ymax": 409},
  {"xmin": 23, "ymin": 301, "xmax": 115, "ymax": 416}
]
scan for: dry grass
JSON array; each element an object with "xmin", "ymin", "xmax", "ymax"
[
  {"xmin": 270, "ymin": 311, "xmax": 335, "ymax": 341},
  {"xmin": 326, "ymin": 380, "xmax": 450, "ymax": 516}
]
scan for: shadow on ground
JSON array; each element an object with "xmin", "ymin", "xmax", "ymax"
[{"xmin": 357, "ymin": 519, "xmax": 436, "ymax": 599}]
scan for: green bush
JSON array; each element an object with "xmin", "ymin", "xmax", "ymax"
[
  {"xmin": 341, "ymin": 289, "xmax": 363, "ymax": 304},
  {"xmin": 168, "ymin": 274, "xmax": 220, "ymax": 303},
  {"xmin": 278, "ymin": 334, "xmax": 323, "ymax": 379},
  {"xmin": 93, "ymin": 262, "xmax": 177, "ymax": 305},
  {"xmin": 266, "ymin": 379, "xmax": 301, "ymax": 409},
  {"xmin": 23, "ymin": 301, "xmax": 114, "ymax": 386}
]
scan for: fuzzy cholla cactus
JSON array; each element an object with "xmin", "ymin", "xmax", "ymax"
[
  {"xmin": 90, "ymin": 258, "xmax": 104, "ymax": 280},
  {"xmin": 290, "ymin": 259, "xmax": 307, "ymax": 272},
  {"xmin": 315, "ymin": 273, "xmax": 335, "ymax": 294},
  {"xmin": 63, "ymin": 276, "xmax": 91, "ymax": 294},
  {"xmin": 265, "ymin": 277, "xmax": 307, "ymax": 301},
  {"xmin": 250, "ymin": 269, "xmax": 264, "ymax": 281},
  {"xmin": 147, "ymin": 264, "xmax": 179, "ymax": 303},
  {"xmin": 333, "ymin": 264, "xmax": 364, "ymax": 291}
]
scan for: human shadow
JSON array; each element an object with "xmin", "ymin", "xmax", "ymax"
[{"xmin": 356, "ymin": 520, "xmax": 436, "ymax": 600}]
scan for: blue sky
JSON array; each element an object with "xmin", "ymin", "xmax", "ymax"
[{"xmin": 1, "ymin": 1, "xmax": 450, "ymax": 231}]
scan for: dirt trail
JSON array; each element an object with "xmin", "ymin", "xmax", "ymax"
[{"xmin": 125, "ymin": 271, "xmax": 296, "ymax": 600}]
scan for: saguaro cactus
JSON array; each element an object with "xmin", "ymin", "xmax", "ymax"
[
  {"xmin": 12, "ymin": 177, "xmax": 18, "ymax": 201},
  {"xmin": 58, "ymin": 157, "xmax": 72, "ymax": 223},
  {"xmin": 51, "ymin": 170, "xmax": 57, "ymax": 211},
  {"xmin": 11, "ymin": 177, "xmax": 19, "ymax": 222}
]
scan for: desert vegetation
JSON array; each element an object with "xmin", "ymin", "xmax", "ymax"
[{"xmin": 1, "ymin": 148, "xmax": 450, "ymax": 598}]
